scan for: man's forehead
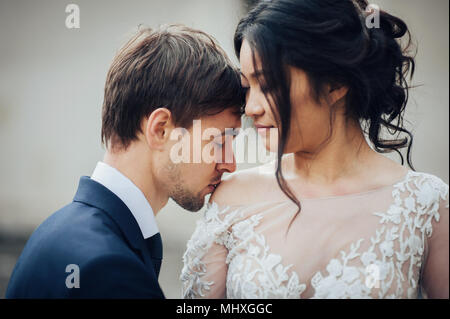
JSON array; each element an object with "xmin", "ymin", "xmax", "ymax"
[
  {"xmin": 211, "ymin": 120, "xmax": 242, "ymax": 136},
  {"xmin": 202, "ymin": 109, "xmax": 242, "ymax": 130}
]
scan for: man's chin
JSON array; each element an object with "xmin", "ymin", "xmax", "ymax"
[{"xmin": 172, "ymin": 195, "xmax": 205, "ymax": 212}]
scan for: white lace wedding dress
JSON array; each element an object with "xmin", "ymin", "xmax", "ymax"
[{"xmin": 180, "ymin": 170, "xmax": 449, "ymax": 299}]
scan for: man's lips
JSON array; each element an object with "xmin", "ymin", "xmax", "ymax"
[
  {"xmin": 208, "ymin": 180, "xmax": 221, "ymax": 189},
  {"xmin": 206, "ymin": 179, "xmax": 222, "ymax": 193}
]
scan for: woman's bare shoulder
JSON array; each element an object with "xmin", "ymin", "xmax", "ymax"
[{"xmin": 209, "ymin": 161, "xmax": 278, "ymax": 207}]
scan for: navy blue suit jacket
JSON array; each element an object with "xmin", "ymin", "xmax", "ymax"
[{"xmin": 6, "ymin": 177, "xmax": 165, "ymax": 299}]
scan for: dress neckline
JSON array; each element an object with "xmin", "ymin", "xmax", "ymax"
[
  {"xmin": 210, "ymin": 169, "xmax": 414, "ymax": 209},
  {"xmin": 295, "ymin": 168, "xmax": 413, "ymax": 202}
]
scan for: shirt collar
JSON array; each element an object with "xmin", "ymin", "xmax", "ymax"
[{"xmin": 90, "ymin": 161, "xmax": 159, "ymax": 239}]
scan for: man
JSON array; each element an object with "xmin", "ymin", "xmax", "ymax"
[{"xmin": 6, "ymin": 24, "xmax": 243, "ymax": 298}]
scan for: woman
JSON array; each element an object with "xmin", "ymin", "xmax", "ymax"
[{"xmin": 180, "ymin": 0, "xmax": 449, "ymax": 298}]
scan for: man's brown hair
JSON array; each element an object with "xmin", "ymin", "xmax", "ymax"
[{"xmin": 101, "ymin": 24, "xmax": 245, "ymax": 150}]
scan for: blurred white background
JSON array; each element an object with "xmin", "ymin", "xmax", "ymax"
[{"xmin": 0, "ymin": 0, "xmax": 448, "ymax": 298}]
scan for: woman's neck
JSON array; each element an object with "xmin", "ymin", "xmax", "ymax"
[{"xmin": 290, "ymin": 119, "xmax": 376, "ymax": 185}]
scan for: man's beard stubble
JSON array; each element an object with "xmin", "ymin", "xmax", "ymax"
[{"xmin": 166, "ymin": 163, "xmax": 205, "ymax": 212}]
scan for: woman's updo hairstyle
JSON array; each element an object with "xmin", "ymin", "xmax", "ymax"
[{"xmin": 234, "ymin": 0, "xmax": 417, "ymax": 222}]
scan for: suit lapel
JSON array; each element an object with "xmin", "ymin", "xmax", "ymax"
[
  {"xmin": 145, "ymin": 233, "xmax": 163, "ymax": 278},
  {"xmin": 73, "ymin": 176, "xmax": 161, "ymax": 277}
]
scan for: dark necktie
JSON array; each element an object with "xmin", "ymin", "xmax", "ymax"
[{"xmin": 145, "ymin": 232, "xmax": 163, "ymax": 278}]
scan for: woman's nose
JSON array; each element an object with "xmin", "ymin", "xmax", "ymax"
[{"xmin": 245, "ymin": 95, "xmax": 265, "ymax": 118}]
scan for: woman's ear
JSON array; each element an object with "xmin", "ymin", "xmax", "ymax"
[
  {"xmin": 328, "ymin": 83, "xmax": 349, "ymax": 106},
  {"xmin": 143, "ymin": 108, "xmax": 173, "ymax": 150}
]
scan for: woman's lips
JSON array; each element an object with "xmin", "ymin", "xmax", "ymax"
[
  {"xmin": 254, "ymin": 124, "xmax": 274, "ymax": 135},
  {"xmin": 254, "ymin": 124, "xmax": 273, "ymax": 129}
]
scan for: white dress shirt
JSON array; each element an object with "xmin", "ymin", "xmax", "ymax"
[{"xmin": 90, "ymin": 161, "xmax": 159, "ymax": 239}]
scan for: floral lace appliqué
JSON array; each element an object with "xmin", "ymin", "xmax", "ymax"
[
  {"xmin": 226, "ymin": 214, "xmax": 306, "ymax": 298},
  {"xmin": 181, "ymin": 171, "xmax": 449, "ymax": 299},
  {"xmin": 310, "ymin": 171, "xmax": 449, "ymax": 298}
]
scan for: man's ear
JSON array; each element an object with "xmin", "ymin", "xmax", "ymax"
[
  {"xmin": 328, "ymin": 83, "xmax": 349, "ymax": 106},
  {"xmin": 143, "ymin": 108, "xmax": 173, "ymax": 150}
]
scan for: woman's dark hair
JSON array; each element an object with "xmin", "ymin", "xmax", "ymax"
[{"xmin": 234, "ymin": 0, "xmax": 416, "ymax": 224}]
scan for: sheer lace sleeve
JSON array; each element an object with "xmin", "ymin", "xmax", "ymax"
[
  {"xmin": 180, "ymin": 202, "xmax": 242, "ymax": 298},
  {"xmin": 420, "ymin": 174, "xmax": 449, "ymax": 298}
]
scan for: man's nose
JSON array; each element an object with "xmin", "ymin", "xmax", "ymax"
[{"xmin": 216, "ymin": 152, "xmax": 236, "ymax": 174}]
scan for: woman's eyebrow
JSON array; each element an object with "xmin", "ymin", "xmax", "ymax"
[{"xmin": 240, "ymin": 70, "xmax": 264, "ymax": 80}]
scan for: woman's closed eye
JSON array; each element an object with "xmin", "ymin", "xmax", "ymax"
[{"xmin": 242, "ymin": 83, "xmax": 270, "ymax": 96}]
